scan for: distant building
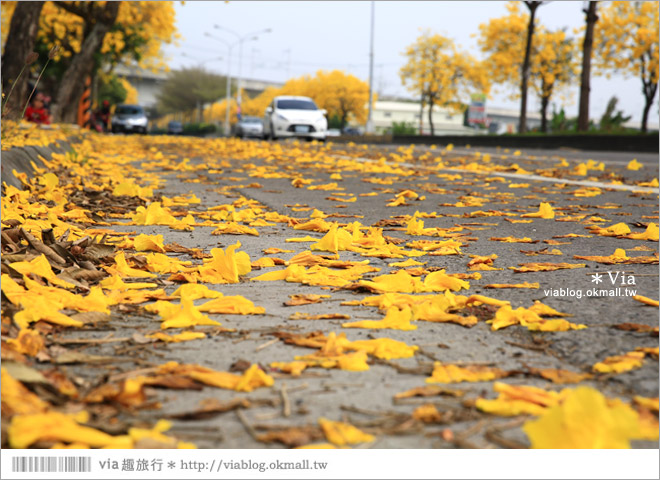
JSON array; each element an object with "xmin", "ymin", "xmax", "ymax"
[
  {"xmin": 369, "ymin": 97, "xmax": 478, "ymax": 135},
  {"xmin": 114, "ymin": 64, "xmax": 168, "ymax": 107},
  {"xmin": 114, "ymin": 64, "xmax": 283, "ymax": 108},
  {"xmin": 487, "ymin": 106, "xmax": 542, "ymax": 134}
]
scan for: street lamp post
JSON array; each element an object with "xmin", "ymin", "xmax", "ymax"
[
  {"xmin": 204, "ymin": 33, "xmax": 237, "ymax": 136},
  {"xmin": 366, "ymin": 1, "xmax": 375, "ymax": 134},
  {"xmin": 214, "ymin": 25, "xmax": 271, "ymax": 121}
]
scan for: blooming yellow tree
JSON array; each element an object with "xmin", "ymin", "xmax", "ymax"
[
  {"xmin": 307, "ymin": 70, "xmax": 370, "ymax": 127},
  {"xmin": 478, "ymin": 2, "xmax": 577, "ymax": 132},
  {"xmin": 241, "ymin": 71, "xmax": 370, "ymax": 128},
  {"xmin": 2, "ymin": 1, "xmax": 179, "ymax": 121},
  {"xmin": 400, "ymin": 31, "xmax": 489, "ymax": 135},
  {"xmin": 594, "ymin": 1, "xmax": 659, "ymax": 132}
]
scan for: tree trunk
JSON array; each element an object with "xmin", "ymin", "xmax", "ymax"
[
  {"xmin": 519, "ymin": 1, "xmax": 542, "ymax": 134},
  {"xmin": 1, "ymin": 1, "xmax": 45, "ymax": 119},
  {"xmin": 578, "ymin": 1, "xmax": 598, "ymax": 131},
  {"xmin": 641, "ymin": 83, "xmax": 657, "ymax": 133},
  {"xmin": 50, "ymin": 2, "xmax": 120, "ymax": 122},
  {"xmin": 540, "ymin": 95, "xmax": 549, "ymax": 133},
  {"xmin": 428, "ymin": 100, "xmax": 435, "ymax": 136}
]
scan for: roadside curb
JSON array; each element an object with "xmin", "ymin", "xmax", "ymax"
[{"xmin": 1, "ymin": 139, "xmax": 75, "ymax": 190}]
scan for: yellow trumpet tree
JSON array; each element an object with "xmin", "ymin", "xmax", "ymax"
[
  {"xmin": 2, "ymin": 1, "xmax": 179, "ymax": 122},
  {"xmin": 400, "ymin": 30, "xmax": 489, "ymax": 136},
  {"xmin": 478, "ymin": 2, "xmax": 577, "ymax": 132},
  {"xmin": 594, "ymin": 1, "xmax": 659, "ymax": 132},
  {"xmin": 240, "ymin": 71, "xmax": 371, "ymax": 129}
]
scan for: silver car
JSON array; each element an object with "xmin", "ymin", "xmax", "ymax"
[
  {"xmin": 111, "ymin": 104, "xmax": 148, "ymax": 134},
  {"xmin": 233, "ymin": 116, "xmax": 264, "ymax": 138}
]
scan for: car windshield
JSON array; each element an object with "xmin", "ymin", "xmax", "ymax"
[
  {"xmin": 276, "ymin": 99, "xmax": 318, "ymax": 110},
  {"xmin": 116, "ymin": 106, "xmax": 144, "ymax": 115},
  {"xmin": 242, "ymin": 117, "xmax": 261, "ymax": 123}
]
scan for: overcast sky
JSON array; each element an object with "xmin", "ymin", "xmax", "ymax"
[{"xmin": 162, "ymin": 1, "xmax": 659, "ymax": 126}]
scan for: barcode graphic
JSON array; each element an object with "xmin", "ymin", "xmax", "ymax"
[{"xmin": 11, "ymin": 456, "xmax": 91, "ymax": 473}]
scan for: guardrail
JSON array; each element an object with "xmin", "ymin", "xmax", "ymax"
[{"xmin": 389, "ymin": 134, "xmax": 658, "ymax": 153}]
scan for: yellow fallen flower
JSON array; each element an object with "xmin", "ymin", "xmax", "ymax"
[
  {"xmin": 426, "ymin": 362, "xmax": 508, "ymax": 384},
  {"xmin": 343, "ymin": 306, "xmax": 417, "ymax": 331},
  {"xmin": 133, "ymin": 233, "xmax": 166, "ymax": 252},
  {"xmin": 593, "ymin": 351, "xmax": 645, "ymax": 374},
  {"xmin": 319, "ymin": 418, "xmax": 374, "ymax": 446},
  {"xmin": 523, "ymin": 387, "xmax": 645, "ymax": 448},
  {"xmin": 521, "ymin": 202, "xmax": 555, "ymax": 219}
]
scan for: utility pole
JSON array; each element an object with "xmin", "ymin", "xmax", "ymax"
[{"xmin": 365, "ymin": 1, "xmax": 375, "ymax": 134}]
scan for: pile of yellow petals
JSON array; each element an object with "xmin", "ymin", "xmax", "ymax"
[
  {"xmin": 358, "ymin": 270, "xmax": 469, "ymax": 294},
  {"xmin": 2, "ymin": 369, "xmax": 193, "ymax": 449},
  {"xmin": 253, "ymin": 263, "xmax": 372, "ymax": 287},
  {"xmin": 488, "ymin": 304, "xmax": 586, "ymax": 332},
  {"xmin": 272, "ymin": 332, "xmax": 418, "ymax": 375}
]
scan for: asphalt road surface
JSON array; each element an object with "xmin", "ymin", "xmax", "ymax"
[{"xmin": 59, "ymin": 135, "xmax": 659, "ymax": 449}]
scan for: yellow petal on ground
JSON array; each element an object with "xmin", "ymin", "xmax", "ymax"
[
  {"xmin": 343, "ymin": 306, "xmax": 416, "ymax": 331},
  {"xmin": 9, "ymin": 411, "xmax": 117, "ymax": 449},
  {"xmin": 198, "ymin": 295, "xmax": 265, "ymax": 315},
  {"xmin": 627, "ymin": 159, "xmax": 643, "ymax": 171},
  {"xmin": 625, "ymin": 223, "xmax": 659, "ymax": 241},
  {"xmin": 146, "ymin": 332, "xmax": 206, "ymax": 343},
  {"xmin": 319, "ymin": 417, "xmax": 375, "ymax": 446},
  {"xmin": 527, "ymin": 301, "xmax": 572, "ymax": 317},
  {"xmin": 423, "ymin": 270, "xmax": 470, "ymax": 292},
  {"xmin": 476, "ymin": 382, "xmax": 562, "ymax": 416},
  {"xmin": 311, "ymin": 223, "xmax": 353, "ymax": 253},
  {"xmin": 10, "ymin": 255, "xmax": 75, "ymax": 289},
  {"xmin": 523, "ymin": 387, "xmax": 644, "ymax": 448},
  {"xmin": 465, "ymin": 294, "xmax": 510, "ymax": 307},
  {"xmin": 521, "ymin": 202, "xmax": 555, "ymax": 219},
  {"xmin": 198, "ymin": 242, "xmax": 252, "ymax": 284},
  {"xmin": 593, "ymin": 351, "xmax": 645, "ymax": 374},
  {"xmin": 270, "ymin": 361, "xmax": 309, "ymax": 376},
  {"xmin": 1, "ymin": 368, "xmax": 50, "ymax": 416},
  {"xmin": 108, "ymin": 251, "xmax": 157, "ymax": 278},
  {"xmin": 99, "ymin": 275, "xmax": 158, "ymax": 290},
  {"xmin": 587, "ymin": 222, "xmax": 631, "ymax": 237},
  {"xmin": 632, "ymin": 295, "xmax": 659, "ymax": 307},
  {"xmin": 346, "ymin": 338, "xmax": 418, "ymax": 360},
  {"xmin": 171, "ymin": 283, "xmax": 223, "ymax": 300},
  {"xmin": 5, "ymin": 329, "xmax": 45, "ymax": 356},
  {"xmin": 160, "ymin": 298, "xmax": 222, "ymax": 329},
  {"xmin": 426, "ymin": 362, "xmax": 508, "ymax": 384},
  {"xmin": 157, "ymin": 362, "xmax": 273, "ymax": 392},
  {"xmin": 133, "ymin": 234, "xmax": 166, "ymax": 252}
]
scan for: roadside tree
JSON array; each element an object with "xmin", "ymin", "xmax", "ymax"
[
  {"xmin": 594, "ymin": 1, "xmax": 659, "ymax": 132},
  {"xmin": 400, "ymin": 31, "xmax": 489, "ymax": 135}
]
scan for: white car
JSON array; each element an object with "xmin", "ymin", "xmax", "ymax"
[{"xmin": 263, "ymin": 96, "xmax": 327, "ymax": 141}]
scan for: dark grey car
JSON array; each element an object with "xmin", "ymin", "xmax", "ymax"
[{"xmin": 233, "ymin": 116, "xmax": 264, "ymax": 138}]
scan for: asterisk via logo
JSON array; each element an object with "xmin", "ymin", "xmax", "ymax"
[{"xmin": 591, "ymin": 273, "xmax": 603, "ymax": 284}]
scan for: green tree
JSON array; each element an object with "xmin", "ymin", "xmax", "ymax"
[
  {"xmin": 598, "ymin": 96, "xmax": 631, "ymax": 132},
  {"xmin": 156, "ymin": 67, "xmax": 228, "ymax": 121}
]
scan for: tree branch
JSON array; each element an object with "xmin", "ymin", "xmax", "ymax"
[{"xmin": 55, "ymin": 1, "xmax": 91, "ymax": 20}]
